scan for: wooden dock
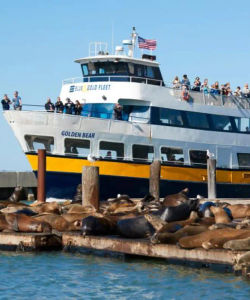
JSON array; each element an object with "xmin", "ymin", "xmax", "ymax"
[
  {"xmin": 0, "ymin": 232, "xmax": 61, "ymax": 251},
  {"xmin": 62, "ymin": 233, "xmax": 250, "ymax": 276}
]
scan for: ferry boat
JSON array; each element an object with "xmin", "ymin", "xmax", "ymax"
[{"xmin": 3, "ymin": 28, "xmax": 250, "ymax": 199}]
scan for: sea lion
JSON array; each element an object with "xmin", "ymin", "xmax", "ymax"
[
  {"xmin": 4, "ymin": 213, "xmax": 51, "ymax": 233},
  {"xmin": 30, "ymin": 202, "xmax": 61, "ymax": 214},
  {"xmin": 15, "ymin": 208, "xmax": 38, "ymax": 216},
  {"xmin": 179, "ymin": 228, "xmax": 250, "ymax": 249},
  {"xmin": 151, "ymin": 224, "xmax": 209, "ymax": 244},
  {"xmin": 228, "ymin": 204, "xmax": 250, "ymax": 219},
  {"xmin": 66, "ymin": 204, "xmax": 96, "ymax": 214},
  {"xmin": 160, "ymin": 198, "xmax": 200, "ymax": 222},
  {"xmin": 82, "ymin": 216, "xmax": 116, "ymax": 236},
  {"xmin": 162, "ymin": 188, "xmax": 189, "ymax": 207},
  {"xmin": 117, "ymin": 216, "xmax": 154, "ymax": 238},
  {"xmin": 7, "ymin": 186, "xmax": 25, "ymax": 202},
  {"xmin": 223, "ymin": 237, "xmax": 250, "ymax": 250},
  {"xmin": 34, "ymin": 214, "xmax": 81, "ymax": 231},
  {"xmin": 210, "ymin": 206, "xmax": 231, "ymax": 224}
]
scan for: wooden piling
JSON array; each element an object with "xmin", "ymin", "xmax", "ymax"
[
  {"xmin": 207, "ymin": 158, "xmax": 217, "ymax": 199},
  {"xmin": 82, "ymin": 166, "xmax": 99, "ymax": 210},
  {"xmin": 149, "ymin": 160, "xmax": 161, "ymax": 201},
  {"xmin": 37, "ymin": 149, "xmax": 46, "ymax": 203}
]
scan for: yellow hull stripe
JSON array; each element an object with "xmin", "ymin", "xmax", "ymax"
[{"xmin": 26, "ymin": 154, "xmax": 250, "ymax": 185}]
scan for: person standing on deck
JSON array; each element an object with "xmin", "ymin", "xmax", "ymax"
[
  {"xmin": 55, "ymin": 97, "xmax": 64, "ymax": 113},
  {"xmin": 74, "ymin": 100, "xmax": 82, "ymax": 115},
  {"xmin": 114, "ymin": 103, "xmax": 123, "ymax": 120},
  {"xmin": 1, "ymin": 94, "xmax": 12, "ymax": 110},
  {"xmin": 45, "ymin": 97, "xmax": 55, "ymax": 112},
  {"xmin": 65, "ymin": 98, "xmax": 75, "ymax": 114},
  {"xmin": 12, "ymin": 91, "xmax": 22, "ymax": 110}
]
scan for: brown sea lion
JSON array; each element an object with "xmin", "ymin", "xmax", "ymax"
[
  {"xmin": 7, "ymin": 186, "xmax": 25, "ymax": 202},
  {"xmin": 30, "ymin": 202, "xmax": 61, "ymax": 214},
  {"xmin": 151, "ymin": 224, "xmax": 209, "ymax": 244},
  {"xmin": 34, "ymin": 214, "xmax": 81, "ymax": 231},
  {"xmin": 179, "ymin": 228, "xmax": 250, "ymax": 249},
  {"xmin": 210, "ymin": 206, "xmax": 231, "ymax": 224},
  {"xmin": 228, "ymin": 204, "xmax": 250, "ymax": 219},
  {"xmin": 4, "ymin": 213, "xmax": 51, "ymax": 233},
  {"xmin": 66, "ymin": 204, "xmax": 96, "ymax": 214},
  {"xmin": 223, "ymin": 237, "xmax": 250, "ymax": 250},
  {"xmin": 162, "ymin": 188, "xmax": 189, "ymax": 207}
]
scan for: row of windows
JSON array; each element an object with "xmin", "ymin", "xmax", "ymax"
[
  {"xmin": 24, "ymin": 135, "xmax": 250, "ymax": 169},
  {"xmin": 81, "ymin": 62, "xmax": 163, "ymax": 81},
  {"xmin": 150, "ymin": 107, "xmax": 250, "ymax": 133},
  {"xmin": 71, "ymin": 103, "xmax": 250, "ymax": 134}
]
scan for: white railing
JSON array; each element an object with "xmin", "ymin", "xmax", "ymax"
[{"xmin": 62, "ymin": 75, "xmax": 163, "ymax": 86}]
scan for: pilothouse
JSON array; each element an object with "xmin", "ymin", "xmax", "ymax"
[{"xmin": 3, "ymin": 27, "xmax": 250, "ymax": 199}]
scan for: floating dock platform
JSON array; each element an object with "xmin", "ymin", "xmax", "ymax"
[
  {"xmin": 62, "ymin": 233, "xmax": 250, "ymax": 277},
  {"xmin": 0, "ymin": 232, "xmax": 61, "ymax": 251}
]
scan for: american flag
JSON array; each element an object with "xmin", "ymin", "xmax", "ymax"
[{"xmin": 138, "ymin": 36, "xmax": 157, "ymax": 50}]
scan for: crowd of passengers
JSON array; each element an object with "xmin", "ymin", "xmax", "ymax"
[
  {"xmin": 44, "ymin": 97, "xmax": 123, "ymax": 120},
  {"xmin": 172, "ymin": 75, "xmax": 250, "ymax": 99}
]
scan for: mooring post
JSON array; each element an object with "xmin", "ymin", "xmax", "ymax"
[
  {"xmin": 149, "ymin": 160, "xmax": 161, "ymax": 201},
  {"xmin": 82, "ymin": 166, "xmax": 99, "ymax": 210},
  {"xmin": 37, "ymin": 149, "xmax": 46, "ymax": 203},
  {"xmin": 207, "ymin": 158, "xmax": 217, "ymax": 199}
]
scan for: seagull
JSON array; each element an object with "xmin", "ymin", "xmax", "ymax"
[
  {"xmin": 206, "ymin": 149, "xmax": 215, "ymax": 159},
  {"xmin": 87, "ymin": 154, "xmax": 97, "ymax": 163}
]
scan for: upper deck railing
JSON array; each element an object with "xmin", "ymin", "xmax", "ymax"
[{"xmin": 62, "ymin": 76, "xmax": 250, "ymax": 110}]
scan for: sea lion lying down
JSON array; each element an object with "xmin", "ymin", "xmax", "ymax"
[
  {"xmin": 179, "ymin": 228, "xmax": 250, "ymax": 250},
  {"xmin": 0, "ymin": 213, "xmax": 51, "ymax": 233}
]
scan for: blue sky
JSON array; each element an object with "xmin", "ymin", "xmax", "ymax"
[{"xmin": 0, "ymin": 0, "xmax": 250, "ymax": 170}]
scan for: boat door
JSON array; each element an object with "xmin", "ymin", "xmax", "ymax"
[{"xmin": 217, "ymin": 146, "xmax": 232, "ymax": 168}]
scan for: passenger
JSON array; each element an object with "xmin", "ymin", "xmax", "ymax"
[
  {"xmin": 45, "ymin": 98, "xmax": 55, "ymax": 112},
  {"xmin": 234, "ymin": 86, "xmax": 242, "ymax": 97},
  {"xmin": 105, "ymin": 151, "xmax": 112, "ymax": 159},
  {"xmin": 65, "ymin": 98, "xmax": 75, "ymax": 114},
  {"xmin": 210, "ymin": 81, "xmax": 220, "ymax": 95},
  {"xmin": 225, "ymin": 82, "xmax": 232, "ymax": 95},
  {"xmin": 1, "ymin": 94, "xmax": 12, "ymax": 110},
  {"xmin": 192, "ymin": 77, "xmax": 201, "ymax": 92},
  {"xmin": 55, "ymin": 97, "xmax": 64, "ymax": 113},
  {"xmin": 181, "ymin": 74, "xmax": 190, "ymax": 90},
  {"xmin": 181, "ymin": 86, "xmax": 189, "ymax": 101},
  {"xmin": 242, "ymin": 84, "xmax": 250, "ymax": 98},
  {"xmin": 74, "ymin": 100, "xmax": 82, "ymax": 115},
  {"xmin": 172, "ymin": 76, "xmax": 180, "ymax": 89},
  {"xmin": 201, "ymin": 79, "xmax": 209, "ymax": 94},
  {"xmin": 220, "ymin": 84, "xmax": 227, "ymax": 95},
  {"xmin": 12, "ymin": 91, "xmax": 22, "ymax": 110},
  {"xmin": 114, "ymin": 103, "xmax": 123, "ymax": 120}
]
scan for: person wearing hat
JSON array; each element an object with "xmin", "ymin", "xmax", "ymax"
[
  {"xmin": 1, "ymin": 94, "xmax": 12, "ymax": 110},
  {"xmin": 65, "ymin": 98, "xmax": 75, "ymax": 114}
]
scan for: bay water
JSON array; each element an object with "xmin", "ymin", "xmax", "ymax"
[{"xmin": 0, "ymin": 251, "xmax": 249, "ymax": 299}]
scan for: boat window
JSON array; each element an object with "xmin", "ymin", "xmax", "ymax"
[
  {"xmin": 91, "ymin": 104, "xmax": 114, "ymax": 119},
  {"xmin": 146, "ymin": 66, "xmax": 154, "ymax": 78},
  {"xmin": 81, "ymin": 64, "xmax": 89, "ymax": 76},
  {"xmin": 159, "ymin": 108, "xmax": 184, "ymax": 126},
  {"xmin": 237, "ymin": 153, "xmax": 250, "ymax": 169},
  {"xmin": 234, "ymin": 117, "xmax": 250, "ymax": 132},
  {"xmin": 185, "ymin": 112, "xmax": 209, "ymax": 129},
  {"xmin": 132, "ymin": 144, "xmax": 154, "ymax": 162},
  {"xmin": 128, "ymin": 63, "xmax": 135, "ymax": 74},
  {"xmin": 126, "ymin": 106, "xmax": 150, "ymax": 123},
  {"xmin": 210, "ymin": 115, "xmax": 233, "ymax": 131},
  {"xmin": 189, "ymin": 150, "xmax": 207, "ymax": 166},
  {"xmin": 64, "ymin": 139, "xmax": 90, "ymax": 157},
  {"xmin": 161, "ymin": 147, "xmax": 184, "ymax": 164},
  {"xmin": 25, "ymin": 135, "xmax": 54, "ymax": 153},
  {"xmin": 99, "ymin": 141, "xmax": 124, "ymax": 160}
]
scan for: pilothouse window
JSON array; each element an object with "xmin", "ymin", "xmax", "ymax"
[
  {"xmin": 64, "ymin": 139, "xmax": 90, "ymax": 157},
  {"xmin": 132, "ymin": 145, "xmax": 154, "ymax": 162},
  {"xmin": 25, "ymin": 135, "xmax": 54, "ymax": 153}
]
